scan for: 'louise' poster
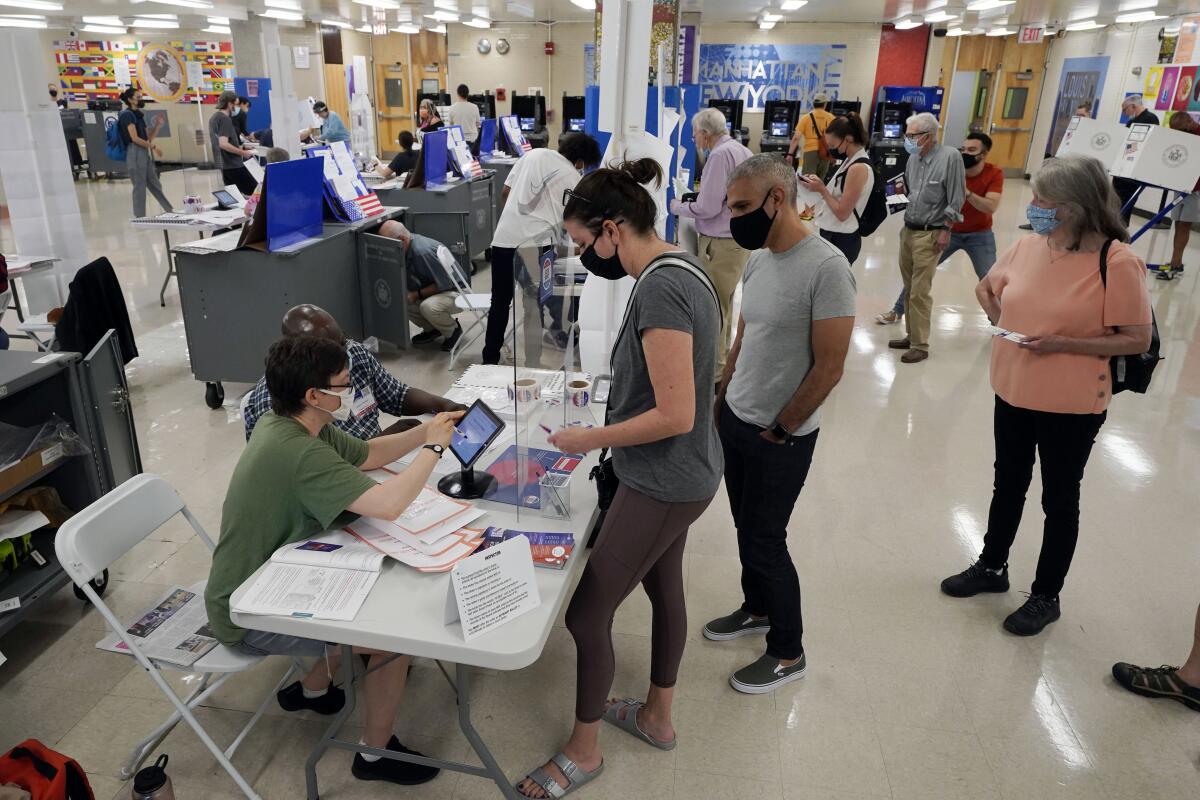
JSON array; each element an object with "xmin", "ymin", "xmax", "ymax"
[
  {"xmin": 1175, "ymin": 67, "xmax": 1198, "ymax": 111},
  {"xmin": 1157, "ymin": 66, "xmax": 1180, "ymax": 110}
]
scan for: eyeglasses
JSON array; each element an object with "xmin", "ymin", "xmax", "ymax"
[
  {"xmin": 563, "ymin": 187, "xmax": 592, "ymax": 207},
  {"xmin": 321, "ymin": 383, "xmax": 352, "ymax": 390}
]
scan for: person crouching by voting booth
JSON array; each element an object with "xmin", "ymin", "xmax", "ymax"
[
  {"xmin": 515, "ymin": 159, "xmax": 722, "ymax": 799},
  {"xmin": 205, "ymin": 335, "xmax": 464, "ymax": 788},
  {"xmin": 377, "ymin": 221, "xmax": 467, "ymax": 351},
  {"xmin": 242, "ymin": 304, "xmax": 466, "ymax": 441}
]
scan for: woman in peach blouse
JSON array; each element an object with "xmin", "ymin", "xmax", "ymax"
[{"xmin": 940, "ymin": 155, "xmax": 1153, "ymax": 636}]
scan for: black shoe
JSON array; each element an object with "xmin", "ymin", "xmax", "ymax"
[
  {"xmin": 412, "ymin": 330, "xmax": 441, "ymax": 345},
  {"xmin": 1112, "ymin": 663, "xmax": 1200, "ymax": 712},
  {"xmin": 440, "ymin": 323, "xmax": 463, "ymax": 352},
  {"xmin": 351, "ymin": 735, "xmax": 440, "ymax": 785},
  {"xmin": 940, "ymin": 559, "xmax": 1009, "ymax": 598},
  {"xmin": 276, "ymin": 681, "xmax": 346, "ymax": 715},
  {"xmin": 1003, "ymin": 593, "xmax": 1060, "ymax": 636}
]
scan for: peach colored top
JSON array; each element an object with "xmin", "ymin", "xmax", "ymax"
[{"xmin": 987, "ymin": 236, "xmax": 1152, "ymax": 414}]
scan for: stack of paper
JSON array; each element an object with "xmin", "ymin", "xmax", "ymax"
[
  {"xmin": 345, "ymin": 485, "xmax": 486, "ymax": 572},
  {"xmin": 232, "ymin": 534, "xmax": 382, "ymax": 621}
]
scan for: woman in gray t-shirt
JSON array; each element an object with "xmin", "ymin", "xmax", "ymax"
[{"xmin": 517, "ymin": 160, "xmax": 721, "ymax": 799}]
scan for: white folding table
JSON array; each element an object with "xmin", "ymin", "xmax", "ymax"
[
  {"xmin": 231, "ymin": 442, "xmax": 600, "ymax": 799},
  {"xmin": 130, "ymin": 208, "xmax": 247, "ymax": 307},
  {"xmin": 1, "ymin": 255, "xmax": 62, "ymax": 349}
]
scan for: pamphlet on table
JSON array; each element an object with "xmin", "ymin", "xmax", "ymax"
[
  {"xmin": 479, "ymin": 527, "xmax": 575, "ymax": 569},
  {"xmin": 96, "ymin": 583, "xmax": 217, "ymax": 667},
  {"xmin": 231, "ymin": 533, "xmax": 382, "ymax": 620},
  {"xmin": 444, "ymin": 536, "xmax": 540, "ymax": 642}
]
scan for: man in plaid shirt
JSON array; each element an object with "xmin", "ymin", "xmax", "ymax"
[{"xmin": 243, "ymin": 305, "xmax": 465, "ymax": 440}]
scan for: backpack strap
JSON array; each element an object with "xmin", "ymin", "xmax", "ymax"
[
  {"xmin": 809, "ymin": 112, "xmax": 823, "ymax": 138},
  {"xmin": 1099, "ymin": 238, "xmax": 1113, "ymax": 286}
]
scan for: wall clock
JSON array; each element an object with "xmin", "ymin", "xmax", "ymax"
[
  {"xmin": 477, "ymin": 38, "xmax": 491, "ymax": 54},
  {"xmin": 496, "ymin": 38, "xmax": 510, "ymax": 55}
]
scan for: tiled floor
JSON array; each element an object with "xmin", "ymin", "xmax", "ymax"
[{"xmin": 2, "ymin": 167, "xmax": 1199, "ymax": 799}]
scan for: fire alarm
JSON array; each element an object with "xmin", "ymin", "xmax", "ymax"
[
  {"xmin": 544, "ymin": 41, "xmax": 555, "ymax": 55},
  {"xmin": 496, "ymin": 87, "xmax": 507, "ymax": 101}
]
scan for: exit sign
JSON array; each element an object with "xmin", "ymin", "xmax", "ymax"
[{"xmin": 1019, "ymin": 25, "xmax": 1045, "ymax": 44}]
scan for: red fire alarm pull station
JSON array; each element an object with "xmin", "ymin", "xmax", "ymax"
[
  {"xmin": 544, "ymin": 41, "xmax": 555, "ymax": 55},
  {"xmin": 496, "ymin": 87, "xmax": 507, "ymax": 101}
]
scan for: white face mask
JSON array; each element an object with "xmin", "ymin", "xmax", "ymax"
[{"xmin": 317, "ymin": 386, "xmax": 354, "ymax": 422}]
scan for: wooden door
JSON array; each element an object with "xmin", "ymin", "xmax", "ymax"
[
  {"xmin": 987, "ymin": 38, "xmax": 1049, "ymax": 176},
  {"xmin": 376, "ymin": 61, "xmax": 411, "ymax": 157}
]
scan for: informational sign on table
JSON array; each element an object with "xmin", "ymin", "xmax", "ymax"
[{"xmin": 444, "ymin": 536, "xmax": 540, "ymax": 642}]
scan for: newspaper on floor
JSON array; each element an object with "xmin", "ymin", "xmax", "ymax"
[{"xmin": 96, "ymin": 583, "xmax": 217, "ymax": 668}]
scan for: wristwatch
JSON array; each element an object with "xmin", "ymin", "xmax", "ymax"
[
  {"xmin": 769, "ymin": 422, "xmax": 789, "ymax": 440},
  {"xmin": 423, "ymin": 444, "xmax": 445, "ymax": 457}
]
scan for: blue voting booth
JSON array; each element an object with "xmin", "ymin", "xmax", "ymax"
[
  {"xmin": 233, "ymin": 77, "xmax": 272, "ymax": 133},
  {"xmin": 264, "ymin": 158, "xmax": 323, "ymax": 250},
  {"xmin": 422, "ymin": 129, "xmax": 451, "ymax": 188}
]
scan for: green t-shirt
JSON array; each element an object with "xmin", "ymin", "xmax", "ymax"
[{"xmin": 205, "ymin": 412, "xmax": 377, "ymax": 646}]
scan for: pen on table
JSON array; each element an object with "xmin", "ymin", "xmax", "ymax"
[{"xmin": 539, "ymin": 424, "xmax": 553, "ymax": 435}]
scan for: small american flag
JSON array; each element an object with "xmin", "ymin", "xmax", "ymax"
[{"xmin": 353, "ymin": 192, "xmax": 385, "ymax": 218}]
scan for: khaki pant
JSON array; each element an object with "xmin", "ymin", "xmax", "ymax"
[
  {"xmin": 801, "ymin": 150, "xmax": 830, "ymax": 181},
  {"xmin": 898, "ymin": 227, "xmax": 941, "ymax": 352},
  {"xmin": 698, "ymin": 234, "xmax": 751, "ymax": 375},
  {"xmin": 408, "ymin": 291, "xmax": 459, "ymax": 337}
]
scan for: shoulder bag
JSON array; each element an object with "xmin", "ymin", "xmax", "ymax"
[{"xmin": 1099, "ymin": 239, "xmax": 1161, "ymax": 394}]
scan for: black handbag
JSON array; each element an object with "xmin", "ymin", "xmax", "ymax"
[{"xmin": 1099, "ymin": 240, "xmax": 1162, "ymax": 394}]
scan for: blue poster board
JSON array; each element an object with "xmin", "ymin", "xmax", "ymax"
[
  {"xmin": 422, "ymin": 129, "xmax": 450, "ymax": 187},
  {"xmin": 479, "ymin": 117, "xmax": 497, "ymax": 154},
  {"xmin": 264, "ymin": 158, "xmax": 323, "ymax": 251},
  {"xmin": 233, "ymin": 77, "xmax": 271, "ymax": 132}
]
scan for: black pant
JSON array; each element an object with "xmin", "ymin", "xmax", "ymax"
[
  {"xmin": 981, "ymin": 396, "xmax": 1106, "ymax": 597},
  {"xmin": 719, "ymin": 402, "xmax": 818, "ymax": 660},
  {"xmin": 482, "ymin": 246, "xmax": 516, "ymax": 364},
  {"xmin": 222, "ymin": 165, "xmax": 258, "ymax": 197},
  {"xmin": 1113, "ymin": 177, "xmax": 1139, "ymax": 224},
  {"xmin": 819, "ymin": 228, "xmax": 862, "ymax": 265}
]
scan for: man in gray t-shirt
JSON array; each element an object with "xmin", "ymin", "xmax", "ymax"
[{"xmin": 703, "ymin": 154, "xmax": 855, "ymax": 696}]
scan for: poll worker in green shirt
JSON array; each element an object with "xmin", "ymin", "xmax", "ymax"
[{"xmin": 204, "ymin": 335, "xmax": 463, "ymax": 787}]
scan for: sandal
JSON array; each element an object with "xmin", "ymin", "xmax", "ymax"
[
  {"xmin": 518, "ymin": 752, "xmax": 604, "ymax": 799},
  {"xmin": 602, "ymin": 698, "xmax": 677, "ymax": 751}
]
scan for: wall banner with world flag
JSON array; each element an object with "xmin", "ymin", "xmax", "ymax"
[{"xmin": 54, "ymin": 39, "xmax": 235, "ymax": 104}]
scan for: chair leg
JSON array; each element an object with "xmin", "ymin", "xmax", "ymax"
[
  {"xmin": 448, "ymin": 312, "xmax": 487, "ymax": 371},
  {"xmin": 224, "ymin": 661, "xmax": 299, "ymax": 759}
]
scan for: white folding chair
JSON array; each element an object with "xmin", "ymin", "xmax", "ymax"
[
  {"xmin": 55, "ymin": 474, "xmax": 301, "ymax": 799},
  {"xmin": 435, "ymin": 244, "xmax": 496, "ymax": 370},
  {"xmin": 15, "ymin": 310, "xmax": 55, "ymax": 352}
]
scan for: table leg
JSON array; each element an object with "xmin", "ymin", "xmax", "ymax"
[
  {"xmin": 305, "ymin": 644, "xmax": 357, "ymax": 800},
  {"xmin": 159, "ymin": 229, "xmax": 174, "ymax": 306},
  {"xmin": 11, "ymin": 278, "xmax": 25, "ymax": 323},
  {"xmin": 456, "ymin": 663, "xmax": 522, "ymax": 800}
]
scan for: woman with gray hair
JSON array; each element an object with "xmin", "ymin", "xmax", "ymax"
[
  {"xmin": 670, "ymin": 106, "xmax": 753, "ymax": 379},
  {"xmin": 416, "ymin": 98, "xmax": 444, "ymax": 143},
  {"xmin": 940, "ymin": 155, "xmax": 1153, "ymax": 636}
]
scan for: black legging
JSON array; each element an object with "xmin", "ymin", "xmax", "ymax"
[
  {"xmin": 482, "ymin": 246, "xmax": 516, "ymax": 364},
  {"xmin": 564, "ymin": 484, "xmax": 712, "ymax": 722}
]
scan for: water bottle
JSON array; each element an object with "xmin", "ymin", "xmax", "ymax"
[{"xmin": 131, "ymin": 754, "xmax": 175, "ymax": 799}]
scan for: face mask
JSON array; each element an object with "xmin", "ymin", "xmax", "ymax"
[
  {"xmin": 700, "ymin": 147, "xmax": 711, "ymax": 159},
  {"xmin": 729, "ymin": 192, "xmax": 778, "ymax": 251},
  {"xmin": 317, "ymin": 386, "xmax": 354, "ymax": 422},
  {"xmin": 961, "ymin": 152, "xmax": 980, "ymax": 169},
  {"xmin": 1025, "ymin": 203, "xmax": 1061, "ymax": 236},
  {"xmin": 137, "ymin": 100, "xmax": 146, "ymax": 109},
  {"xmin": 579, "ymin": 230, "xmax": 626, "ymax": 280},
  {"xmin": 232, "ymin": 107, "xmax": 240, "ymax": 116},
  {"xmin": 903, "ymin": 136, "xmax": 922, "ymax": 155}
]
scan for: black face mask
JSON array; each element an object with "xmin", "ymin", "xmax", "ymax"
[
  {"xmin": 961, "ymin": 152, "xmax": 979, "ymax": 169},
  {"xmin": 729, "ymin": 192, "xmax": 778, "ymax": 251},
  {"xmin": 580, "ymin": 229, "xmax": 626, "ymax": 280}
]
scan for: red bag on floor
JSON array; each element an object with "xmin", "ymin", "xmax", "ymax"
[{"xmin": 0, "ymin": 740, "xmax": 94, "ymax": 800}]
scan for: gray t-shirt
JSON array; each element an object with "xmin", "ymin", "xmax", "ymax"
[
  {"xmin": 727, "ymin": 235, "xmax": 856, "ymax": 436},
  {"xmin": 609, "ymin": 254, "xmax": 723, "ymax": 503},
  {"xmin": 208, "ymin": 110, "xmax": 242, "ymax": 169}
]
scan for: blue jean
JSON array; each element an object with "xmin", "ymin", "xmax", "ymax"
[{"xmin": 893, "ymin": 230, "xmax": 997, "ymax": 314}]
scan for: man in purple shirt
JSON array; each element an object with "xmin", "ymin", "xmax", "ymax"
[{"xmin": 671, "ymin": 107, "xmax": 753, "ymax": 377}]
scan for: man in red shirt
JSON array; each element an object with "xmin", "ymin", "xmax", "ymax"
[{"xmin": 877, "ymin": 132, "xmax": 1004, "ymax": 325}]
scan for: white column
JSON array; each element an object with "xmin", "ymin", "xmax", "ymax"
[{"xmin": 0, "ymin": 30, "xmax": 86, "ymax": 312}]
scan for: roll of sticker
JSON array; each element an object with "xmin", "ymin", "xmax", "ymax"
[
  {"xmin": 508, "ymin": 377, "xmax": 541, "ymax": 404},
  {"xmin": 568, "ymin": 379, "xmax": 591, "ymax": 407}
]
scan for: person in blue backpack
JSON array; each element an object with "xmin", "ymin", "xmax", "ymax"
[{"xmin": 117, "ymin": 87, "xmax": 174, "ymax": 217}]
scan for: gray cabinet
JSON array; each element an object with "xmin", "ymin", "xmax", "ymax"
[{"xmin": 0, "ymin": 332, "xmax": 142, "ymax": 638}]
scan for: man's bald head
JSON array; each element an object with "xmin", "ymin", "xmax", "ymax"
[{"xmin": 281, "ymin": 304, "xmax": 345, "ymax": 344}]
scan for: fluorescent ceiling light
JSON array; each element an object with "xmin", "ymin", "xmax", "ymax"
[
  {"xmin": 83, "ymin": 15, "xmax": 123, "ymax": 25},
  {"xmin": 758, "ymin": 20, "xmax": 776, "ymax": 29},
  {"xmin": 259, "ymin": 9, "xmax": 303, "ymax": 20},
  {"xmin": 986, "ymin": 26, "xmax": 1013, "ymax": 35},
  {"xmin": 1065, "ymin": 18, "xmax": 1103, "ymax": 30},
  {"xmin": 761, "ymin": 12, "xmax": 782, "ymax": 22},
  {"xmin": 471, "ymin": 5, "xmax": 491, "ymax": 17},
  {"xmin": 203, "ymin": 25, "xmax": 230, "ymax": 34},
  {"xmin": 0, "ymin": 15, "xmax": 46, "ymax": 26},
  {"xmin": 1115, "ymin": 11, "xmax": 1166, "ymax": 22},
  {"xmin": 135, "ymin": 13, "xmax": 177, "ymax": 18},
  {"xmin": 206, "ymin": 15, "xmax": 228, "ymax": 23},
  {"xmin": 570, "ymin": 0, "xmax": 595, "ymax": 9},
  {"xmin": 356, "ymin": 23, "xmax": 371, "ymax": 32},
  {"xmin": 320, "ymin": 18, "xmax": 353, "ymax": 28},
  {"xmin": 429, "ymin": 23, "xmax": 447, "ymax": 33},
  {"xmin": 132, "ymin": 19, "xmax": 180, "ymax": 28},
  {"xmin": 463, "ymin": 17, "xmax": 490, "ymax": 27},
  {"xmin": 894, "ymin": 18, "xmax": 922, "ymax": 29},
  {"xmin": 945, "ymin": 27, "xmax": 969, "ymax": 35},
  {"xmin": 391, "ymin": 23, "xmax": 420, "ymax": 33},
  {"xmin": 1118, "ymin": 0, "xmax": 1158, "ymax": 9},
  {"xmin": 967, "ymin": 0, "xmax": 1014, "ymax": 10},
  {"xmin": 433, "ymin": 0, "xmax": 459, "ymax": 10},
  {"xmin": 352, "ymin": 0, "xmax": 400, "ymax": 8},
  {"xmin": 264, "ymin": 0, "xmax": 301, "ymax": 8},
  {"xmin": 780, "ymin": 0, "xmax": 807, "ymax": 9},
  {"xmin": 0, "ymin": 0, "xmax": 61, "ymax": 9},
  {"xmin": 83, "ymin": 24, "xmax": 128, "ymax": 34},
  {"xmin": 138, "ymin": 0, "xmax": 213, "ymax": 8},
  {"xmin": 925, "ymin": 11, "xmax": 957, "ymax": 22},
  {"xmin": 426, "ymin": 10, "xmax": 460, "ymax": 21}
]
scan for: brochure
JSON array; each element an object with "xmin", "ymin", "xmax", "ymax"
[
  {"xmin": 96, "ymin": 583, "xmax": 217, "ymax": 667},
  {"xmin": 479, "ymin": 527, "xmax": 574, "ymax": 569}
]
